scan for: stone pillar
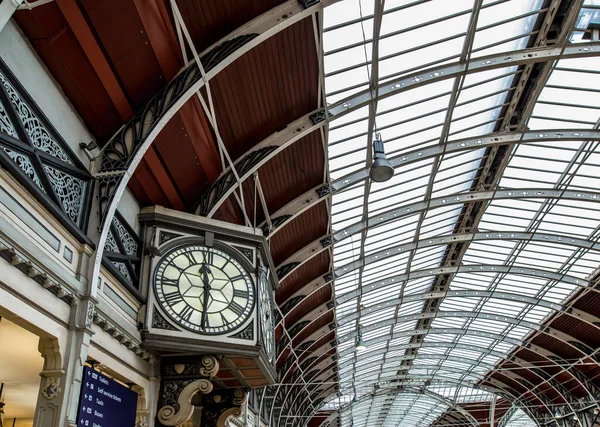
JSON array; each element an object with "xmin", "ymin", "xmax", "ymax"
[
  {"xmin": 64, "ymin": 298, "xmax": 95, "ymax": 427},
  {"xmin": 31, "ymin": 298, "xmax": 95, "ymax": 427},
  {"xmin": 32, "ymin": 338, "xmax": 64, "ymax": 427}
]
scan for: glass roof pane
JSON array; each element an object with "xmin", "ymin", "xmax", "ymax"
[{"xmin": 322, "ymin": 0, "xmax": 599, "ymax": 425}]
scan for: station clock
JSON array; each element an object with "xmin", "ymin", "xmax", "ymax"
[{"xmin": 138, "ymin": 206, "xmax": 277, "ymax": 387}]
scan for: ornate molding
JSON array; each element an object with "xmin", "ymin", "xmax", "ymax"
[
  {"xmin": 41, "ymin": 374, "xmax": 62, "ymax": 399},
  {"xmin": 38, "ymin": 338, "xmax": 64, "ymax": 400},
  {"xmin": 203, "ymin": 388, "xmax": 247, "ymax": 427},
  {"xmin": 152, "ymin": 309, "xmax": 178, "ymax": 331},
  {"xmin": 200, "ymin": 355, "xmax": 220, "ymax": 378},
  {"xmin": 231, "ymin": 322, "xmax": 254, "ymax": 341},
  {"xmin": 92, "ymin": 310, "xmax": 150, "ymax": 362},
  {"xmin": 159, "ymin": 231, "xmax": 181, "ymax": 245},
  {"xmin": 157, "ymin": 379, "xmax": 213, "ymax": 426},
  {"xmin": 0, "ymin": 238, "xmax": 75, "ymax": 304},
  {"xmin": 157, "ymin": 356, "xmax": 220, "ymax": 426}
]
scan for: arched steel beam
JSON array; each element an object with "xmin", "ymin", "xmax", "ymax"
[
  {"xmin": 280, "ymin": 231, "xmax": 599, "ymax": 295},
  {"xmin": 277, "ymin": 273, "xmax": 333, "ymax": 321},
  {"xmin": 338, "ymin": 328, "xmax": 522, "ymax": 359},
  {"xmin": 277, "ymin": 324, "xmax": 334, "ymax": 364},
  {"xmin": 280, "ymin": 341, "xmax": 336, "ymax": 382},
  {"xmin": 277, "ymin": 301, "xmax": 332, "ymax": 336},
  {"xmin": 200, "ymin": 42, "xmax": 600, "ymax": 220},
  {"xmin": 319, "ymin": 386, "xmax": 489, "ymax": 427},
  {"xmin": 334, "ymin": 343, "xmax": 583, "ymax": 405},
  {"xmin": 334, "ymin": 327, "xmax": 598, "ymax": 399},
  {"xmin": 336, "ymin": 311, "xmax": 592, "ymax": 358},
  {"xmin": 293, "ymin": 333, "xmax": 585, "ymax": 424},
  {"xmin": 332, "ymin": 188, "xmax": 600, "ymax": 248},
  {"xmin": 337, "ymin": 290, "xmax": 564, "ymax": 324},
  {"xmin": 335, "ymin": 231, "xmax": 600, "ymax": 279},
  {"xmin": 339, "ymin": 361, "xmax": 575, "ymax": 416},
  {"xmin": 337, "ymin": 263, "xmax": 589, "ymax": 304},
  {"xmin": 265, "ymin": 129, "xmax": 600, "ymax": 237},
  {"xmin": 276, "ymin": 310, "xmax": 333, "ymax": 358},
  {"xmin": 89, "ymin": 0, "xmax": 337, "ymax": 295},
  {"xmin": 276, "ymin": 234, "xmax": 331, "ymax": 281}
]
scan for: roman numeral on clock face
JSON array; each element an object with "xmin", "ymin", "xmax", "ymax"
[
  {"xmin": 229, "ymin": 301, "xmax": 245, "ymax": 317},
  {"xmin": 203, "ymin": 250, "xmax": 213, "ymax": 265},
  {"xmin": 180, "ymin": 305, "xmax": 195, "ymax": 322},
  {"xmin": 163, "ymin": 291, "xmax": 183, "ymax": 305},
  {"xmin": 233, "ymin": 289, "xmax": 249, "ymax": 299}
]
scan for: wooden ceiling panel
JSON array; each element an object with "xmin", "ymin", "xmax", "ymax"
[
  {"xmin": 270, "ymin": 203, "xmax": 328, "ymax": 266},
  {"xmin": 277, "ymin": 251, "xmax": 330, "ymax": 305},
  {"xmin": 128, "ymin": 160, "xmax": 170, "ymax": 207},
  {"xmin": 79, "ymin": 0, "xmax": 165, "ymax": 110},
  {"xmin": 175, "ymin": 0, "xmax": 286, "ymax": 53},
  {"xmin": 15, "ymin": 4, "xmax": 123, "ymax": 142},
  {"xmin": 259, "ymin": 130, "xmax": 325, "ymax": 214},
  {"xmin": 209, "ymin": 18, "xmax": 318, "ymax": 161}
]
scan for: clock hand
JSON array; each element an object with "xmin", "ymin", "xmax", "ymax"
[{"xmin": 199, "ymin": 264, "xmax": 211, "ymax": 329}]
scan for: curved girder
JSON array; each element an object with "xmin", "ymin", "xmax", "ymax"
[
  {"xmin": 338, "ymin": 290, "xmax": 563, "ymax": 324},
  {"xmin": 278, "ymin": 273, "xmax": 333, "ymax": 320},
  {"xmin": 277, "ymin": 323, "xmax": 335, "ymax": 364},
  {"xmin": 278, "ymin": 301, "xmax": 332, "ymax": 335},
  {"xmin": 332, "ymin": 189, "xmax": 600, "ymax": 248},
  {"xmin": 200, "ymin": 42, "xmax": 600, "ymax": 220},
  {"xmin": 265, "ymin": 129, "xmax": 600, "ymax": 237},
  {"xmin": 337, "ymin": 263, "xmax": 589, "ymax": 304},
  {"xmin": 276, "ymin": 234, "xmax": 331, "ymax": 281},
  {"xmin": 335, "ymin": 231, "xmax": 600, "ymax": 279},
  {"xmin": 89, "ymin": 0, "xmax": 336, "ymax": 295},
  {"xmin": 318, "ymin": 386, "xmax": 491, "ymax": 427},
  {"xmin": 333, "ymin": 327, "xmax": 598, "ymax": 405},
  {"xmin": 281, "ymin": 341, "xmax": 336, "ymax": 382},
  {"xmin": 290, "ymin": 332, "xmax": 591, "ymax": 425},
  {"xmin": 337, "ymin": 311, "xmax": 593, "ymax": 358}
]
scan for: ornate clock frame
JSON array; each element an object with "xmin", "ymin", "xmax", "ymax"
[{"xmin": 138, "ymin": 206, "xmax": 278, "ymax": 388}]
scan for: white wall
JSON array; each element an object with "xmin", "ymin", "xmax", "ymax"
[{"xmin": 0, "ymin": 20, "xmax": 94, "ymax": 168}]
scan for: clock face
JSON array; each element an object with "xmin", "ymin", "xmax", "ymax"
[
  {"xmin": 259, "ymin": 269, "xmax": 275, "ymax": 362},
  {"xmin": 154, "ymin": 244, "xmax": 255, "ymax": 335}
]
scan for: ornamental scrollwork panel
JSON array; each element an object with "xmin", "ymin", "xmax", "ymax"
[
  {"xmin": 102, "ymin": 210, "xmax": 142, "ymax": 291},
  {"xmin": 0, "ymin": 71, "xmax": 73, "ymax": 165},
  {"xmin": 0, "ymin": 60, "xmax": 93, "ymax": 237},
  {"xmin": 95, "ymin": 35, "xmax": 260, "ymax": 227}
]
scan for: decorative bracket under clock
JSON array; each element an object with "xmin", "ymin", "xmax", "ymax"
[{"xmin": 157, "ymin": 355, "xmax": 219, "ymax": 426}]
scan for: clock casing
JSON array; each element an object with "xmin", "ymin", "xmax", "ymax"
[{"xmin": 138, "ymin": 206, "xmax": 277, "ymax": 387}]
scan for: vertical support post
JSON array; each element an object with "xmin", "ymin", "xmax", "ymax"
[
  {"xmin": 33, "ymin": 338, "xmax": 64, "ymax": 427},
  {"xmin": 489, "ymin": 394, "xmax": 497, "ymax": 427},
  {"xmin": 64, "ymin": 298, "xmax": 95, "ymax": 427}
]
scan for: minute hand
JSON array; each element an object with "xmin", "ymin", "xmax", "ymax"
[{"xmin": 200, "ymin": 264, "xmax": 211, "ymax": 329}]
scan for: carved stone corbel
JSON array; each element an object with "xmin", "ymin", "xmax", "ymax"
[
  {"xmin": 202, "ymin": 388, "xmax": 247, "ymax": 427},
  {"xmin": 157, "ymin": 379, "xmax": 213, "ymax": 426},
  {"xmin": 156, "ymin": 356, "xmax": 220, "ymax": 426}
]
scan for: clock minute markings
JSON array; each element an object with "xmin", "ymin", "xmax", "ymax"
[
  {"xmin": 163, "ymin": 290, "xmax": 183, "ymax": 305},
  {"xmin": 180, "ymin": 305, "xmax": 195, "ymax": 322},
  {"xmin": 233, "ymin": 288, "xmax": 249, "ymax": 299},
  {"xmin": 229, "ymin": 300, "xmax": 245, "ymax": 317}
]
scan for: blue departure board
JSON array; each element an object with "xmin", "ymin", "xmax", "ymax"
[{"xmin": 77, "ymin": 366, "xmax": 138, "ymax": 427}]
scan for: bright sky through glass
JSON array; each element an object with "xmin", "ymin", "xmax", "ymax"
[{"xmin": 319, "ymin": 0, "xmax": 600, "ymax": 425}]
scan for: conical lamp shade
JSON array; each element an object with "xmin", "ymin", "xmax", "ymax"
[{"xmin": 370, "ymin": 136, "xmax": 394, "ymax": 182}]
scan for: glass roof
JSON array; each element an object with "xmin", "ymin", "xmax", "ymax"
[{"xmin": 320, "ymin": 0, "xmax": 600, "ymax": 425}]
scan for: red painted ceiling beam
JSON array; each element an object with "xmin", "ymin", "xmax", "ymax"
[
  {"xmin": 132, "ymin": 0, "xmax": 221, "ymax": 182},
  {"xmin": 55, "ymin": 0, "xmax": 133, "ymax": 121}
]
